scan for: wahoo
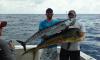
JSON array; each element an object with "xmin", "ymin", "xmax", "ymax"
[
  {"xmin": 17, "ymin": 19, "xmax": 75, "ymax": 51},
  {"xmin": 22, "ymin": 28, "xmax": 82, "ymax": 60}
]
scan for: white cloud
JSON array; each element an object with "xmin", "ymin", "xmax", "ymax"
[
  {"xmin": 0, "ymin": 0, "xmax": 37, "ymax": 14},
  {"xmin": 0, "ymin": 0, "xmax": 100, "ymax": 14}
]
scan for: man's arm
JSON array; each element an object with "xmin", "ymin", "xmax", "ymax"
[{"xmin": 79, "ymin": 22, "xmax": 86, "ymax": 41}]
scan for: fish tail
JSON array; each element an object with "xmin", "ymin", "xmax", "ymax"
[
  {"xmin": 16, "ymin": 40, "xmax": 26, "ymax": 52},
  {"xmin": 22, "ymin": 48, "xmax": 37, "ymax": 60}
]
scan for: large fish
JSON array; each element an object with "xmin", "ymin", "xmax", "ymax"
[
  {"xmin": 22, "ymin": 28, "xmax": 82, "ymax": 60},
  {"xmin": 17, "ymin": 19, "xmax": 75, "ymax": 51}
]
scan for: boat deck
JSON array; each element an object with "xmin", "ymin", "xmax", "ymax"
[{"xmin": 15, "ymin": 45, "xmax": 96, "ymax": 60}]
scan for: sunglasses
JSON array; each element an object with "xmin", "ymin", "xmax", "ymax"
[{"xmin": 68, "ymin": 13, "xmax": 74, "ymax": 15}]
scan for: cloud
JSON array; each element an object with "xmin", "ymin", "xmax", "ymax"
[
  {"xmin": 32, "ymin": 0, "xmax": 46, "ymax": 4},
  {"xmin": 0, "ymin": 0, "xmax": 37, "ymax": 14},
  {"xmin": 11, "ymin": 0, "xmax": 46, "ymax": 4},
  {"xmin": 0, "ymin": 0, "xmax": 100, "ymax": 14},
  {"xmin": 32, "ymin": 0, "xmax": 100, "ymax": 14}
]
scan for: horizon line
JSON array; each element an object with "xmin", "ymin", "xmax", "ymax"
[{"xmin": 0, "ymin": 13, "xmax": 100, "ymax": 14}]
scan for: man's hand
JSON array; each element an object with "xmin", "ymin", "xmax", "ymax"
[
  {"xmin": 79, "ymin": 32, "xmax": 85, "ymax": 41},
  {"xmin": 42, "ymin": 35, "xmax": 49, "ymax": 40},
  {"xmin": 58, "ymin": 39, "xmax": 65, "ymax": 44},
  {"xmin": 8, "ymin": 40, "xmax": 15, "ymax": 49}
]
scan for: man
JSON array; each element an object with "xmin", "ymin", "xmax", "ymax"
[
  {"xmin": 39, "ymin": 8, "xmax": 60, "ymax": 60},
  {"xmin": 60, "ymin": 10, "xmax": 86, "ymax": 60},
  {"xmin": 0, "ymin": 21, "xmax": 16, "ymax": 60}
]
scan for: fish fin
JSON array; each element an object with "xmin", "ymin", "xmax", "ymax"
[
  {"xmin": 16, "ymin": 40, "xmax": 26, "ymax": 52},
  {"xmin": 22, "ymin": 48, "xmax": 37, "ymax": 60},
  {"xmin": 22, "ymin": 48, "xmax": 34, "ymax": 55}
]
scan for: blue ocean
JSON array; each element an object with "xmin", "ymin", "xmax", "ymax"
[{"xmin": 0, "ymin": 14, "xmax": 100, "ymax": 60}]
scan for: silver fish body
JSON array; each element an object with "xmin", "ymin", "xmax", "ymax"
[{"xmin": 17, "ymin": 20, "xmax": 70, "ymax": 51}]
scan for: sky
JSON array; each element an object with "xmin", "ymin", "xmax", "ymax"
[{"xmin": 0, "ymin": 0, "xmax": 100, "ymax": 14}]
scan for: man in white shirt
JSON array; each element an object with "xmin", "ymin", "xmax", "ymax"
[{"xmin": 60, "ymin": 10, "xmax": 86, "ymax": 60}]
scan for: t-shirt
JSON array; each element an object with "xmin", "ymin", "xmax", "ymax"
[
  {"xmin": 39, "ymin": 19, "xmax": 60, "ymax": 48},
  {"xmin": 39, "ymin": 19, "xmax": 60, "ymax": 30},
  {"xmin": 61, "ymin": 19, "xmax": 86, "ymax": 51}
]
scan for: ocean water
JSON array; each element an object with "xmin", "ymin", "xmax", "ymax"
[{"xmin": 0, "ymin": 14, "xmax": 100, "ymax": 60}]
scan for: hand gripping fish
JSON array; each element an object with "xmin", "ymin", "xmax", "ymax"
[
  {"xmin": 16, "ymin": 19, "xmax": 74, "ymax": 51},
  {"xmin": 22, "ymin": 28, "xmax": 82, "ymax": 60}
]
